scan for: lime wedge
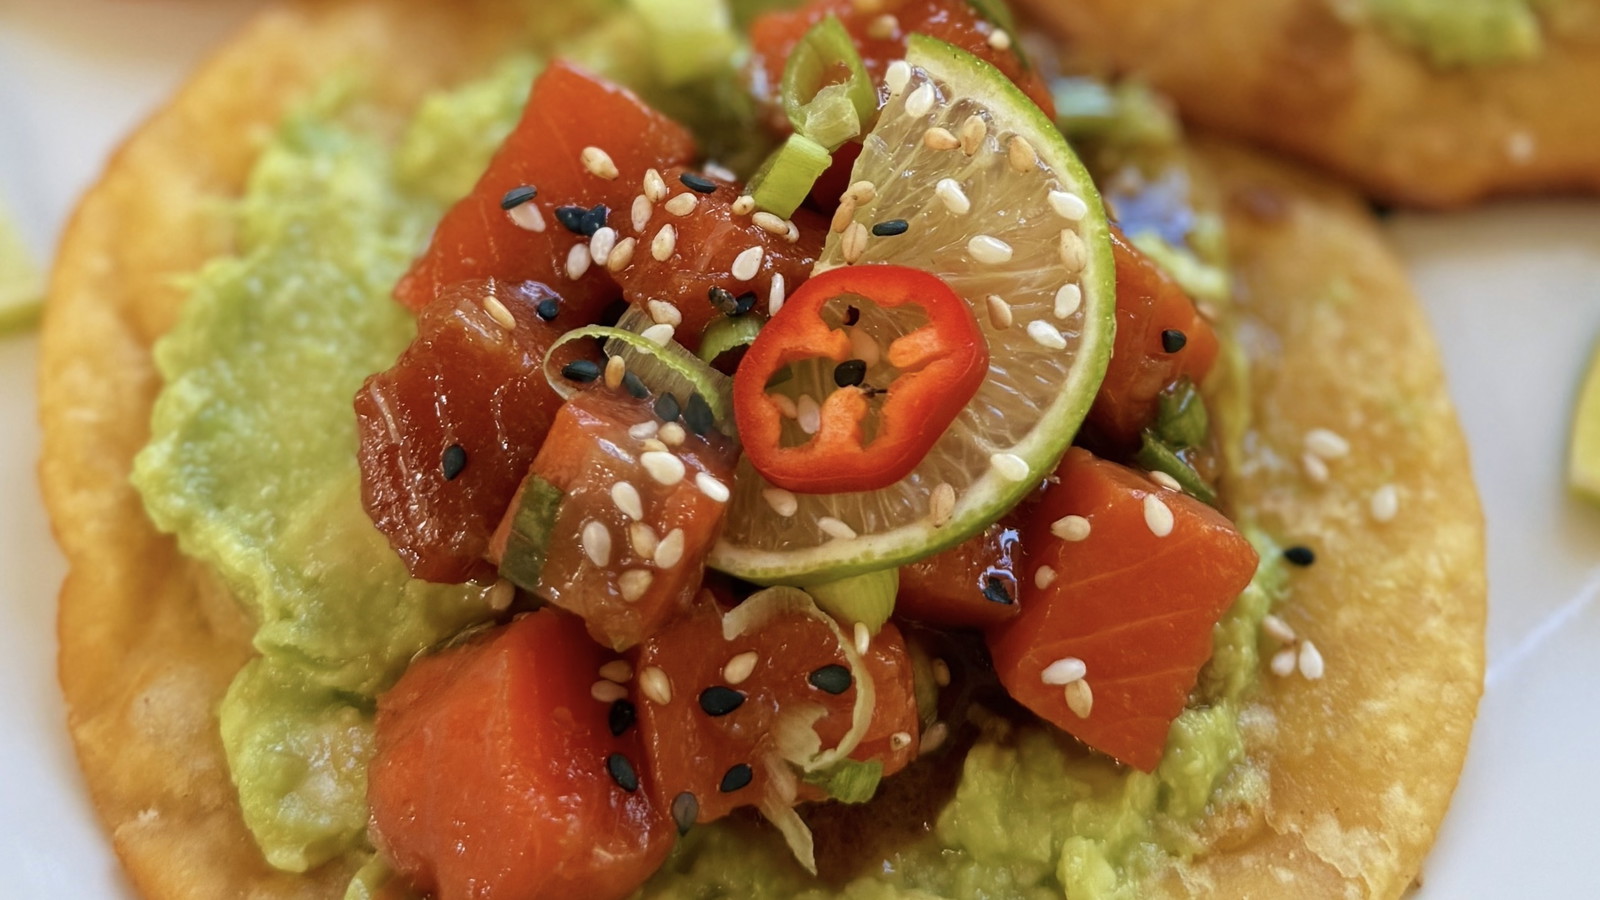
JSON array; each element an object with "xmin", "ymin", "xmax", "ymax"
[
  {"xmin": 1568, "ymin": 337, "xmax": 1600, "ymax": 503},
  {"xmin": 0, "ymin": 199, "xmax": 43, "ymax": 335},
  {"xmin": 710, "ymin": 36, "xmax": 1115, "ymax": 584}
]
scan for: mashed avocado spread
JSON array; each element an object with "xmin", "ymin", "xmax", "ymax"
[{"xmin": 132, "ymin": 7, "xmax": 1286, "ymax": 897}]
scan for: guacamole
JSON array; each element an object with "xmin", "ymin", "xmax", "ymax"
[
  {"xmin": 1362, "ymin": 0, "xmax": 1555, "ymax": 67},
  {"xmin": 131, "ymin": 5, "xmax": 1284, "ymax": 897}
]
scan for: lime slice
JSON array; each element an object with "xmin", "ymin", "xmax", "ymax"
[
  {"xmin": 0, "ymin": 200, "xmax": 42, "ymax": 335},
  {"xmin": 1568, "ymin": 337, "xmax": 1600, "ymax": 503},
  {"xmin": 709, "ymin": 36, "xmax": 1115, "ymax": 584}
]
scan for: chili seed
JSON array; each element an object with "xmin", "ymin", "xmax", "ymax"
[
  {"xmin": 609, "ymin": 699, "xmax": 636, "ymax": 736},
  {"xmin": 982, "ymin": 576, "xmax": 1014, "ymax": 605},
  {"xmin": 871, "ymin": 219, "xmax": 910, "ymax": 237},
  {"xmin": 654, "ymin": 392, "xmax": 681, "ymax": 423},
  {"xmin": 680, "ymin": 172, "xmax": 718, "ymax": 193},
  {"xmin": 685, "ymin": 392, "xmax": 716, "ymax": 436},
  {"xmin": 809, "ymin": 664, "xmax": 852, "ymax": 695},
  {"xmin": 834, "ymin": 359, "xmax": 868, "ymax": 388},
  {"xmin": 671, "ymin": 792, "xmax": 699, "ymax": 834},
  {"xmin": 719, "ymin": 763, "xmax": 754, "ymax": 793},
  {"xmin": 698, "ymin": 686, "xmax": 745, "ymax": 717},
  {"xmin": 1161, "ymin": 329, "xmax": 1188, "ymax": 353},
  {"xmin": 1284, "ymin": 545, "xmax": 1316, "ymax": 567},
  {"xmin": 535, "ymin": 297, "xmax": 560, "ymax": 321},
  {"xmin": 607, "ymin": 753, "xmax": 640, "ymax": 792},
  {"xmin": 555, "ymin": 205, "xmax": 589, "ymax": 234},
  {"xmin": 500, "ymin": 185, "xmax": 537, "ymax": 210},
  {"xmin": 439, "ymin": 444, "xmax": 467, "ymax": 481},
  {"xmin": 623, "ymin": 371, "xmax": 650, "ymax": 399},
  {"xmin": 562, "ymin": 359, "xmax": 601, "ymax": 383}
]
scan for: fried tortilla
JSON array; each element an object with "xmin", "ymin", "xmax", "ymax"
[
  {"xmin": 39, "ymin": 0, "xmax": 1483, "ymax": 897},
  {"xmin": 1018, "ymin": 0, "xmax": 1600, "ymax": 208}
]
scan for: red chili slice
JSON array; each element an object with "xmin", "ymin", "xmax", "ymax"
[{"xmin": 732, "ymin": 265, "xmax": 988, "ymax": 494}]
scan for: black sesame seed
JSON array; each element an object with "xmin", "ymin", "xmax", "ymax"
[
  {"xmin": 708, "ymin": 286, "xmax": 741, "ymax": 316},
  {"xmin": 562, "ymin": 359, "xmax": 601, "ymax": 383},
  {"xmin": 684, "ymin": 392, "xmax": 715, "ymax": 436},
  {"xmin": 1161, "ymin": 329, "xmax": 1188, "ymax": 353},
  {"xmin": 441, "ymin": 444, "xmax": 467, "ymax": 481},
  {"xmin": 607, "ymin": 753, "xmax": 640, "ymax": 793},
  {"xmin": 833, "ymin": 359, "xmax": 868, "ymax": 388},
  {"xmin": 719, "ymin": 763, "xmax": 754, "ymax": 793},
  {"xmin": 698, "ymin": 686, "xmax": 745, "ymax": 717},
  {"xmin": 844, "ymin": 305, "xmax": 861, "ymax": 326},
  {"xmin": 808, "ymin": 664, "xmax": 852, "ymax": 695},
  {"xmin": 622, "ymin": 371, "xmax": 650, "ymax": 399},
  {"xmin": 671, "ymin": 791, "xmax": 699, "ymax": 834},
  {"xmin": 608, "ymin": 699, "xmax": 636, "ymax": 737},
  {"xmin": 555, "ymin": 205, "xmax": 589, "ymax": 234},
  {"xmin": 731, "ymin": 291, "xmax": 758, "ymax": 317},
  {"xmin": 654, "ymin": 392, "xmax": 681, "ymax": 423},
  {"xmin": 982, "ymin": 576, "xmax": 1014, "ymax": 605},
  {"xmin": 535, "ymin": 297, "xmax": 561, "ymax": 321},
  {"xmin": 1284, "ymin": 545, "xmax": 1316, "ymax": 567},
  {"xmin": 500, "ymin": 185, "xmax": 537, "ymax": 210},
  {"xmin": 871, "ymin": 219, "xmax": 910, "ymax": 237},
  {"xmin": 680, "ymin": 172, "xmax": 718, "ymax": 194},
  {"xmin": 580, "ymin": 203, "xmax": 610, "ymax": 236}
]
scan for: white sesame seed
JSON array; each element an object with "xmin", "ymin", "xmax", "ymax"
[
  {"xmin": 654, "ymin": 528, "xmax": 686, "ymax": 569},
  {"xmin": 650, "ymin": 223, "xmax": 676, "ymax": 261},
  {"xmin": 1270, "ymin": 646, "xmax": 1298, "ymax": 677},
  {"xmin": 1049, "ymin": 190, "xmax": 1089, "ymax": 221},
  {"xmin": 1301, "ymin": 451, "xmax": 1330, "ymax": 484},
  {"xmin": 818, "ymin": 516, "xmax": 858, "ymax": 541},
  {"xmin": 990, "ymin": 452, "xmax": 1030, "ymax": 482},
  {"xmin": 565, "ymin": 243, "xmax": 592, "ymax": 280},
  {"xmin": 769, "ymin": 273, "xmax": 786, "ymax": 315},
  {"xmin": 641, "ymin": 323, "xmax": 676, "ymax": 346},
  {"xmin": 590, "ymin": 226, "xmax": 617, "ymax": 266},
  {"xmin": 1298, "ymin": 640, "xmax": 1325, "ymax": 680},
  {"xmin": 1058, "ymin": 229, "xmax": 1087, "ymax": 271},
  {"xmin": 987, "ymin": 28, "xmax": 1012, "ymax": 50},
  {"xmin": 723, "ymin": 651, "xmax": 759, "ymax": 685},
  {"xmin": 935, "ymin": 178, "xmax": 971, "ymax": 215},
  {"xmin": 885, "ymin": 60, "xmax": 912, "ymax": 96},
  {"xmin": 604, "ymin": 355, "xmax": 626, "ymax": 389},
  {"xmin": 1262, "ymin": 614, "xmax": 1297, "ymax": 644},
  {"xmin": 752, "ymin": 211, "xmax": 788, "ymax": 235},
  {"xmin": 771, "ymin": 393, "xmax": 799, "ymax": 419},
  {"xmin": 1064, "ymin": 679, "xmax": 1094, "ymax": 718},
  {"xmin": 763, "ymin": 487, "xmax": 799, "ymax": 517},
  {"xmin": 629, "ymin": 421, "xmax": 660, "ymax": 440},
  {"xmin": 1143, "ymin": 494, "xmax": 1175, "ymax": 537},
  {"xmin": 582, "ymin": 520, "xmax": 612, "ymax": 567},
  {"xmin": 1304, "ymin": 428, "xmax": 1350, "ymax": 460},
  {"xmin": 483, "ymin": 296, "xmax": 517, "ymax": 330},
  {"xmin": 919, "ymin": 721, "xmax": 949, "ymax": 755},
  {"xmin": 831, "ymin": 196, "xmax": 858, "ymax": 235},
  {"xmin": 732, "ymin": 194, "xmax": 756, "ymax": 216},
  {"xmin": 607, "ymin": 237, "xmax": 636, "ymax": 272},
  {"xmin": 664, "ymin": 192, "xmax": 699, "ymax": 216},
  {"xmin": 643, "ymin": 167, "xmax": 669, "ymax": 203},
  {"xmin": 1054, "ymin": 283, "xmax": 1082, "ymax": 319},
  {"xmin": 1040, "ymin": 656, "xmax": 1086, "ymax": 686},
  {"xmin": 845, "ymin": 181, "xmax": 878, "ymax": 205},
  {"xmin": 611, "ymin": 482, "xmax": 644, "ymax": 520},
  {"xmin": 890, "ymin": 731, "xmax": 913, "ymax": 752},
  {"xmin": 581, "ymin": 146, "xmax": 619, "ymax": 179},
  {"xmin": 632, "ymin": 195, "xmax": 654, "ymax": 232},
  {"xmin": 854, "ymin": 621, "xmax": 871, "ymax": 656},
  {"xmin": 1051, "ymin": 515, "xmax": 1091, "ymax": 541},
  {"xmin": 647, "ymin": 299, "xmax": 683, "ymax": 327},
  {"xmin": 843, "ymin": 221, "xmax": 870, "ymax": 264},
  {"xmin": 1027, "ymin": 320, "xmax": 1068, "ymax": 350},
  {"xmin": 696, "ymin": 471, "xmax": 731, "ymax": 503},
  {"xmin": 600, "ymin": 660, "xmax": 634, "ymax": 683},
  {"xmin": 640, "ymin": 438, "xmax": 669, "ymax": 453},
  {"xmin": 968, "ymin": 235, "xmax": 1013, "ymax": 264},
  {"xmin": 932, "ymin": 658, "xmax": 951, "ymax": 686},
  {"xmin": 923, "ymin": 126, "xmax": 961, "ymax": 151},
  {"xmin": 592, "ymin": 680, "xmax": 628, "ymax": 703},
  {"xmin": 1034, "ymin": 565, "xmax": 1058, "ymax": 589},
  {"xmin": 629, "ymin": 522, "xmax": 659, "ymax": 558},
  {"xmin": 1150, "ymin": 470, "xmax": 1182, "ymax": 491},
  {"xmin": 849, "ymin": 327, "xmax": 881, "ymax": 366},
  {"xmin": 619, "ymin": 569, "xmax": 655, "ymax": 602},
  {"xmin": 867, "ymin": 13, "xmax": 898, "ymax": 39},
  {"xmin": 641, "ymin": 451, "xmax": 686, "ymax": 485},
  {"xmin": 905, "ymin": 81, "xmax": 935, "ymax": 118},
  {"xmin": 509, "ymin": 202, "xmax": 546, "ymax": 232},
  {"xmin": 704, "ymin": 162, "xmax": 737, "ymax": 182},
  {"xmin": 658, "ymin": 421, "xmax": 687, "ymax": 446},
  {"xmin": 487, "ymin": 578, "xmax": 515, "ymax": 611},
  {"xmin": 1370, "ymin": 484, "xmax": 1399, "ymax": 523},
  {"xmin": 986, "ymin": 295, "xmax": 1013, "ymax": 329},
  {"xmin": 640, "ymin": 665, "xmax": 672, "ymax": 704},
  {"xmin": 731, "ymin": 245, "xmax": 764, "ymax": 282},
  {"xmin": 797, "ymin": 394, "xmax": 822, "ymax": 434},
  {"xmin": 930, "ymin": 482, "xmax": 957, "ymax": 526},
  {"xmin": 1007, "ymin": 135, "xmax": 1038, "ymax": 173},
  {"xmin": 959, "ymin": 114, "xmax": 987, "ymax": 155}
]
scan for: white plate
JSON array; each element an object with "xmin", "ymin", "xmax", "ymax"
[{"xmin": 2, "ymin": 3, "xmax": 1598, "ymax": 897}]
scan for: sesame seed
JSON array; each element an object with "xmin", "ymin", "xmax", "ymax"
[
  {"xmin": 968, "ymin": 235, "xmax": 1013, "ymax": 264},
  {"xmin": 1150, "ymin": 470, "xmax": 1182, "ymax": 491},
  {"xmin": 849, "ymin": 326, "xmax": 881, "ymax": 367},
  {"xmin": 641, "ymin": 323, "xmax": 676, "ymax": 345},
  {"xmin": 930, "ymin": 482, "xmax": 956, "ymax": 526},
  {"xmin": 619, "ymin": 569, "xmax": 654, "ymax": 602},
  {"xmin": 651, "ymin": 223, "xmax": 676, "ymax": 261},
  {"xmin": 854, "ymin": 621, "xmax": 871, "ymax": 656},
  {"xmin": 842, "ymin": 221, "xmax": 870, "ymax": 264},
  {"xmin": 590, "ymin": 227, "xmax": 617, "ymax": 267},
  {"xmin": 1058, "ymin": 229, "xmax": 1087, "ymax": 271},
  {"xmin": 762, "ymin": 488, "xmax": 798, "ymax": 518},
  {"xmin": 606, "ymin": 484, "xmax": 643, "ymax": 523},
  {"xmin": 536, "ymin": 297, "xmax": 560, "ymax": 321},
  {"xmin": 640, "ymin": 438, "xmax": 669, "ymax": 453},
  {"xmin": 1262, "ymin": 614, "xmax": 1297, "ymax": 644},
  {"xmin": 624, "ymin": 375, "xmax": 650, "ymax": 401},
  {"xmin": 708, "ymin": 285, "xmax": 756, "ymax": 317},
  {"xmin": 641, "ymin": 450, "xmax": 686, "ymax": 485},
  {"xmin": 1027, "ymin": 320, "xmax": 1068, "ymax": 350},
  {"xmin": 1049, "ymin": 190, "xmax": 1088, "ymax": 220},
  {"xmin": 771, "ymin": 393, "xmax": 799, "ymax": 419},
  {"xmin": 723, "ymin": 651, "xmax": 759, "ymax": 685},
  {"xmin": 1298, "ymin": 640, "xmax": 1325, "ymax": 679},
  {"xmin": 592, "ymin": 680, "xmax": 629, "ymax": 703},
  {"xmin": 484, "ymin": 297, "xmax": 517, "ymax": 330},
  {"xmin": 923, "ymin": 126, "xmax": 961, "ymax": 151},
  {"xmin": 890, "ymin": 731, "xmax": 913, "ymax": 752},
  {"xmin": 719, "ymin": 763, "xmax": 754, "ymax": 793},
  {"xmin": 696, "ymin": 471, "xmax": 731, "ymax": 503},
  {"xmin": 583, "ymin": 520, "xmax": 613, "ymax": 567},
  {"xmin": 508, "ymin": 202, "xmax": 546, "ymax": 232},
  {"xmin": 798, "ymin": 394, "xmax": 822, "ymax": 434},
  {"xmin": 562, "ymin": 359, "xmax": 601, "ymax": 383},
  {"xmin": 643, "ymin": 168, "xmax": 670, "ymax": 203},
  {"xmin": 1302, "ymin": 452, "xmax": 1330, "ymax": 483},
  {"xmin": 920, "ymin": 722, "xmax": 949, "ymax": 755},
  {"xmin": 656, "ymin": 392, "xmax": 682, "ymax": 421},
  {"xmin": 1270, "ymin": 646, "xmax": 1298, "ymax": 677},
  {"xmin": 664, "ymin": 192, "xmax": 699, "ymax": 216},
  {"xmin": 600, "ymin": 659, "xmax": 634, "ymax": 683},
  {"xmin": 831, "ymin": 196, "xmax": 858, "ymax": 234},
  {"xmin": 809, "ymin": 664, "xmax": 853, "ymax": 694},
  {"xmin": 1064, "ymin": 679, "xmax": 1094, "ymax": 718},
  {"xmin": 1051, "ymin": 515, "xmax": 1091, "ymax": 541},
  {"xmin": 1144, "ymin": 494, "xmax": 1175, "ymax": 537},
  {"xmin": 1034, "ymin": 565, "xmax": 1057, "ymax": 589},
  {"xmin": 959, "ymin": 114, "xmax": 987, "ymax": 155},
  {"xmin": 731, "ymin": 194, "xmax": 756, "ymax": 216},
  {"xmin": 671, "ymin": 791, "xmax": 699, "ymax": 834},
  {"xmin": 872, "ymin": 219, "xmax": 910, "ymax": 237},
  {"xmin": 1370, "ymin": 484, "xmax": 1399, "ymax": 522},
  {"xmin": 659, "ymin": 422, "xmax": 687, "ymax": 446},
  {"xmin": 990, "ymin": 452, "xmax": 1029, "ymax": 482},
  {"xmin": 1161, "ymin": 329, "xmax": 1187, "ymax": 353},
  {"xmin": 607, "ymin": 237, "xmax": 637, "ymax": 272},
  {"xmin": 647, "ymin": 299, "xmax": 683, "ymax": 327},
  {"xmin": 982, "ymin": 576, "xmax": 1013, "ymax": 605},
  {"xmin": 441, "ymin": 443, "xmax": 468, "ymax": 481},
  {"xmin": 905, "ymin": 81, "xmax": 935, "ymax": 118},
  {"xmin": 834, "ymin": 358, "xmax": 868, "ymax": 388},
  {"xmin": 487, "ymin": 578, "xmax": 514, "ymax": 611},
  {"xmin": 604, "ymin": 355, "xmax": 626, "ymax": 390},
  {"xmin": 1007, "ymin": 135, "xmax": 1038, "ymax": 172},
  {"xmin": 935, "ymin": 178, "xmax": 971, "ymax": 215},
  {"xmin": 684, "ymin": 393, "xmax": 716, "ymax": 436},
  {"xmin": 500, "ymin": 185, "xmax": 538, "ymax": 209},
  {"xmin": 885, "ymin": 60, "xmax": 912, "ymax": 96},
  {"xmin": 731, "ymin": 246, "xmax": 764, "ymax": 281},
  {"xmin": 1304, "ymin": 428, "xmax": 1350, "ymax": 460},
  {"xmin": 932, "ymin": 658, "xmax": 951, "ymax": 687},
  {"xmin": 987, "ymin": 28, "xmax": 1012, "ymax": 50},
  {"xmin": 609, "ymin": 698, "xmax": 636, "ymax": 736},
  {"xmin": 565, "ymin": 243, "xmax": 592, "ymax": 280},
  {"xmin": 1040, "ymin": 656, "xmax": 1086, "ymax": 686},
  {"xmin": 753, "ymin": 211, "xmax": 788, "ymax": 234},
  {"xmin": 680, "ymin": 171, "xmax": 718, "ymax": 193},
  {"xmin": 819, "ymin": 516, "xmax": 858, "ymax": 541},
  {"xmin": 845, "ymin": 181, "xmax": 878, "ymax": 205},
  {"xmin": 986, "ymin": 294, "xmax": 1014, "ymax": 329},
  {"xmin": 769, "ymin": 273, "xmax": 786, "ymax": 315},
  {"xmin": 640, "ymin": 666, "xmax": 672, "ymax": 704},
  {"xmin": 629, "ymin": 522, "xmax": 659, "ymax": 558},
  {"xmin": 629, "ymin": 421, "xmax": 660, "ymax": 440},
  {"xmin": 582, "ymin": 146, "xmax": 619, "ymax": 179},
  {"xmin": 1054, "ymin": 283, "xmax": 1082, "ymax": 319},
  {"xmin": 1284, "ymin": 545, "xmax": 1315, "ymax": 566},
  {"xmin": 632, "ymin": 195, "xmax": 654, "ymax": 233},
  {"xmin": 699, "ymin": 686, "xmax": 745, "ymax": 717}
]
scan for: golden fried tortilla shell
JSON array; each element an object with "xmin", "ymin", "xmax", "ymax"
[{"xmin": 1019, "ymin": 0, "xmax": 1600, "ymax": 208}]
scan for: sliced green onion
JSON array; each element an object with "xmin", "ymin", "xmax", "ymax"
[
  {"xmin": 497, "ymin": 475, "xmax": 565, "ymax": 592},
  {"xmin": 782, "ymin": 15, "xmax": 875, "ymax": 150},
  {"xmin": 698, "ymin": 313, "xmax": 765, "ymax": 373},
  {"xmin": 342, "ymin": 854, "xmax": 396, "ymax": 900},
  {"xmin": 544, "ymin": 319, "xmax": 734, "ymax": 425},
  {"xmin": 1156, "ymin": 378, "xmax": 1209, "ymax": 449},
  {"xmin": 1136, "ymin": 431, "xmax": 1217, "ymax": 506},
  {"xmin": 632, "ymin": 0, "xmax": 741, "ymax": 87},
  {"xmin": 801, "ymin": 757, "xmax": 884, "ymax": 804},
  {"xmin": 746, "ymin": 133, "xmax": 832, "ymax": 219},
  {"xmin": 806, "ymin": 567, "xmax": 898, "ymax": 634},
  {"xmin": 966, "ymin": 0, "xmax": 1020, "ymax": 34}
]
